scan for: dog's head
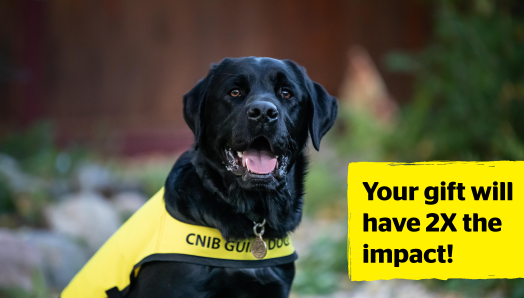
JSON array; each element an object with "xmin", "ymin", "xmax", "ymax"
[{"xmin": 184, "ymin": 57, "xmax": 337, "ymax": 193}]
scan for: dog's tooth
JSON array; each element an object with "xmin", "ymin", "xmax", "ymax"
[
  {"xmin": 237, "ymin": 151, "xmax": 243, "ymax": 158},
  {"xmin": 246, "ymin": 163, "xmax": 250, "ymax": 172}
]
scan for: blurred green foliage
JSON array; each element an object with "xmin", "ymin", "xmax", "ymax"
[
  {"xmin": 426, "ymin": 278, "xmax": 524, "ymax": 298},
  {"xmin": 303, "ymin": 162, "xmax": 345, "ymax": 216},
  {"xmin": 0, "ymin": 269, "xmax": 48, "ymax": 298},
  {"xmin": 0, "ymin": 122, "xmax": 90, "ymax": 227},
  {"xmin": 0, "ymin": 175, "xmax": 15, "ymax": 214},
  {"xmin": 108, "ymin": 158, "xmax": 173, "ymax": 198},
  {"xmin": 0, "ymin": 122, "xmax": 89, "ymax": 178},
  {"xmin": 293, "ymin": 230, "xmax": 350, "ymax": 295},
  {"xmin": 334, "ymin": 105, "xmax": 392, "ymax": 162},
  {"xmin": 385, "ymin": 0, "xmax": 524, "ymax": 161}
]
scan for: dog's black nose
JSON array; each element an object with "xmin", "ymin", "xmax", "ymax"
[{"xmin": 247, "ymin": 102, "xmax": 278, "ymax": 123}]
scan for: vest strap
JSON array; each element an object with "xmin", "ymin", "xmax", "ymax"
[{"xmin": 105, "ymin": 287, "xmax": 122, "ymax": 298}]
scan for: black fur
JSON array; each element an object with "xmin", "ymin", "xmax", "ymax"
[{"xmin": 127, "ymin": 57, "xmax": 337, "ymax": 298}]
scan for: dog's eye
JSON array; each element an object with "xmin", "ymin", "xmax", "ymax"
[
  {"xmin": 281, "ymin": 89, "xmax": 292, "ymax": 99},
  {"xmin": 230, "ymin": 89, "xmax": 241, "ymax": 97}
]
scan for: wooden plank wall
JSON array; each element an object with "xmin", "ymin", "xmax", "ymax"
[{"xmin": 1, "ymin": 0, "xmax": 430, "ymax": 154}]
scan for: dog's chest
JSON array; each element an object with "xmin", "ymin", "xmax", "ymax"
[{"xmin": 127, "ymin": 261, "xmax": 295, "ymax": 298}]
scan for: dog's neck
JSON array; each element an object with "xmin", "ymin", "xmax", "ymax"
[{"xmin": 164, "ymin": 149, "xmax": 305, "ymax": 241}]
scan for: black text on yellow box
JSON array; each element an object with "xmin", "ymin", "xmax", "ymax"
[{"xmin": 347, "ymin": 161, "xmax": 523, "ymax": 281}]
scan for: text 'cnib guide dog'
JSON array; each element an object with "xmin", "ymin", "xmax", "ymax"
[{"xmin": 62, "ymin": 57, "xmax": 338, "ymax": 298}]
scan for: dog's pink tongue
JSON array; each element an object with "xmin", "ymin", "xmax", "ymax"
[{"xmin": 243, "ymin": 149, "xmax": 277, "ymax": 174}]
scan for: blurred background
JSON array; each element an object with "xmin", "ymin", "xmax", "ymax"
[{"xmin": 1, "ymin": 0, "xmax": 524, "ymax": 297}]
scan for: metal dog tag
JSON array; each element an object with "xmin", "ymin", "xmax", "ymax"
[{"xmin": 251, "ymin": 234, "xmax": 267, "ymax": 259}]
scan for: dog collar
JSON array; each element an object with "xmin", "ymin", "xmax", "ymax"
[{"xmin": 62, "ymin": 188, "xmax": 297, "ymax": 298}]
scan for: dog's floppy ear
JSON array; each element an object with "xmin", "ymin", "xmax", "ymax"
[
  {"xmin": 285, "ymin": 60, "xmax": 338, "ymax": 151},
  {"xmin": 183, "ymin": 71, "xmax": 213, "ymax": 149},
  {"xmin": 306, "ymin": 79, "xmax": 338, "ymax": 150},
  {"xmin": 284, "ymin": 60, "xmax": 338, "ymax": 150}
]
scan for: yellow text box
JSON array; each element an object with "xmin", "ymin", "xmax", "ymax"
[{"xmin": 347, "ymin": 161, "xmax": 524, "ymax": 281}]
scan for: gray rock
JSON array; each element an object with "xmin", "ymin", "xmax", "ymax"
[
  {"xmin": 75, "ymin": 164, "xmax": 113, "ymax": 192},
  {"xmin": 111, "ymin": 191, "xmax": 147, "ymax": 218},
  {"xmin": 45, "ymin": 191, "xmax": 121, "ymax": 253},
  {"xmin": 0, "ymin": 229, "xmax": 40, "ymax": 291},
  {"xmin": 20, "ymin": 230, "xmax": 88, "ymax": 289}
]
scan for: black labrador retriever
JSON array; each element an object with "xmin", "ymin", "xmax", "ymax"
[{"xmin": 127, "ymin": 57, "xmax": 337, "ymax": 297}]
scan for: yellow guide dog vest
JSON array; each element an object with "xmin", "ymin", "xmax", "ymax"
[{"xmin": 61, "ymin": 188, "xmax": 297, "ymax": 298}]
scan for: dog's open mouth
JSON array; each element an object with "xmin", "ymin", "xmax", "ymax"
[
  {"xmin": 242, "ymin": 137, "xmax": 277, "ymax": 174},
  {"xmin": 224, "ymin": 137, "xmax": 288, "ymax": 178}
]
